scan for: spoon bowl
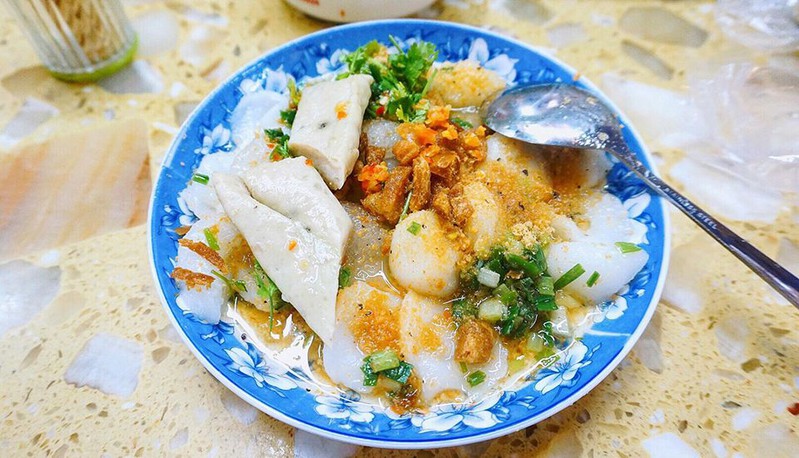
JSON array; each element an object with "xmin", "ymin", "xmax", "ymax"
[{"xmin": 484, "ymin": 83, "xmax": 799, "ymax": 307}]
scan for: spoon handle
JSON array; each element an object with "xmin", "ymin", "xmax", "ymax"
[{"xmin": 610, "ymin": 145, "xmax": 799, "ymax": 308}]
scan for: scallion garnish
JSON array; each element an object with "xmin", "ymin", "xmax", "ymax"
[
  {"xmin": 459, "ymin": 362, "xmax": 468, "ymax": 373},
  {"xmin": 615, "ymin": 242, "xmax": 642, "ymax": 254},
  {"xmin": 338, "ymin": 266, "xmax": 352, "ymax": 289},
  {"xmin": 494, "ymin": 284, "xmax": 517, "ymax": 306},
  {"xmin": 361, "ymin": 354, "xmax": 413, "ymax": 386},
  {"xmin": 553, "ymin": 263, "xmax": 585, "ymax": 290},
  {"xmin": 505, "ymin": 253, "xmax": 542, "ymax": 277},
  {"xmin": 382, "ymin": 361, "xmax": 413, "ymax": 384},
  {"xmin": 368, "ymin": 349, "xmax": 401, "ymax": 373},
  {"xmin": 534, "ymin": 295, "xmax": 558, "ymax": 311},
  {"xmin": 211, "ymin": 270, "xmax": 247, "ymax": 293},
  {"xmin": 399, "ymin": 190, "xmax": 413, "ymax": 221},
  {"xmin": 361, "ymin": 357, "xmax": 378, "ymax": 386},
  {"xmin": 466, "ymin": 370, "xmax": 486, "ymax": 387},
  {"xmin": 586, "ymin": 271, "xmax": 600, "ymax": 287},
  {"xmin": 451, "ymin": 117, "xmax": 473, "ymax": 129},
  {"xmin": 192, "ymin": 173, "xmax": 209, "ymax": 185},
  {"xmin": 407, "ymin": 221, "xmax": 422, "ymax": 235},
  {"xmin": 203, "ymin": 228, "xmax": 219, "ymax": 251},
  {"xmin": 535, "ymin": 275, "xmax": 555, "ymax": 296}
]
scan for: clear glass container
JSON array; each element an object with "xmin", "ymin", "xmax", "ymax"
[{"xmin": 2, "ymin": 0, "xmax": 138, "ymax": 82}]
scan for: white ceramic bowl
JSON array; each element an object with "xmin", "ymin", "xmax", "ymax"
[{"xmin": 284, "ymin": 0, "xmax": 435, "ymax": 23}]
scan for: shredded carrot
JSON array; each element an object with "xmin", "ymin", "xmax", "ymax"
[
  {"xmin": 335, "ymin": 101, "xmax": 348, "ymax": 120},
  {"xmin": 288, "ymin": 240, "xmax": 297, "ymax": 251}
]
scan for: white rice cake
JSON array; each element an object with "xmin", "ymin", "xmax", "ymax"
[
  {"xmin": 213, "ymin": 173, "xmax": 339, "ymax": 344},
  {"xmin": 288, "ymin": 74, "xmax": 373, "ymax": 190}
]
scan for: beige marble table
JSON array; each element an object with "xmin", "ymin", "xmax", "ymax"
[{"xmin": 1, "ymin": 1, "xmax": 797, "ymax": 456}]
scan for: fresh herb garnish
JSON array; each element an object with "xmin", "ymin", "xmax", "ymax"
[
  {"xmin": 264, "ymin": 128, "xmax": 292, "ymax": 160},
  {"xmin": 361, "ymin": 357, "xmax": 378, "ymax": 386},
  {"xmin": 192, "ymin": 173, "xmax": 209, "ymax": 185},
  {"xmin": 341, "ymin": 36, "xmax": 438, "ymax": 123},
  {"xmin": 369, "ymin": 349, "xmax": 401, "ymax": 372},
  {"xmin": 338, "ymin": 266, "xmax": 352, "ymax": 289},
  {"xmin": 535, "ymin": 275, "xmax": 555, "ymax": 297},
  {"xmin": 399, "ymin": 190, "xmax": 413, "ymax": 221},
  {"xmin": 253, "ymin": 261, "xmax": 283, "ymax": 331},
  {"xmin": 279, "ymin": 109, "xmax": 296, "ymax": 126},
  {"xmin": 459, "ymin": 362, "xmax": 468, "ymax": 373},
  {"xmin": 382, "ymin": 361, "xmax": 414, "ymax": 384},
  {"xmin": 211, "ymin": 270, "xmax": 247, "ymax": 294},
  {"xmin": 586, "ymin": 271, "xmax": 600, "ymax": 287},
  {"xmin": 203, "ymin": 228, "xmax": 219, "ymax": 251},
  {"xmin": 554, "ymin": 263, "xmax": 585, "ymax": 290},
  {"xmin": 466, "ymin": 370, "xmax": 486, "ymax": 387},
  {"xmin": 407, "ymin": 221, "xmax": 422, "ymax": 235},
  {"xmin": 615, "ymin": 241, "xmax": 642, "ymax": 253},
  {"xmin": 361, "ymin": 351, "xmax": 414, "ymax": 386},
  {"xmin": 451, "ymin": 117, "xmax": 473, "ymax": 129},
  {"xmin": 278, "ymin": 78, "xmax": 301, "ymax": 127}
]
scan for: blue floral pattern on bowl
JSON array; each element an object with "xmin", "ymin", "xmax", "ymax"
[{"xmin": 148, "ymin": 20, "xmax": 668, "ymax": 448}]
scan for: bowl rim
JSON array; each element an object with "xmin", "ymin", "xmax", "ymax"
[{"xmin": 147, "ymin": 18, "xmax": 671, "ymax": 449}]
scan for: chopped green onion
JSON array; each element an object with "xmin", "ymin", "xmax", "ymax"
[
  {"xmin": 527, "ymin": 333, "xmax": 544, "ymax": 352},
  {"xmin": 505, "ymin": 253, "xmax": 542, "ymax": 278},
  {"xmin": 478, "ymin": 298, "xmax": 506, "ymax": 323},
  {"xmin": 287, "ymin": 78, "xmax": 301, "ymax": 107},
  {"xmin": 382, "ymin": 361, "xmax": 413, "ymax": 384},
  {"xmin": 534, "ymin": 295, "xmax": 558, "ymax": 311},
  {"xmin": 280, "ymin": 108, "xmax": 297, "ymax": 127},
  {"xmin": 477, "ymin": 267, "xmax": 501, "ymax": 288},
  {"xmin": 252, "ymin": 262, "xmax": 282, "ymax": 334},
  {"xmin": 494, "ymin": 284, "xmax": 517, "ymax": 306},
  {"xmin": 361, "ymin": 357, "xmax": 378, "ymax": 386},
  {"xmin": 407, "ymin": 221, "xmax": 422, "ymax": 235},
  {"xmin": 368, "ymin": 349, "xmax": 401, "ymax": 373},
  {"xmin": 586, "ymin": 271, "xmax": 600, "ymax": 287},
  {"xmin": 539, "ymin": 321, "xmax": 556, "ymax": 346},
  {"xmin": 459, "ymin": 362, "xmax": 468, "ymax": 373},
  {"xmin": 553, "ymin": 263, "xmax": 585, "ymax": 290},
  {"xmin": 466, "ymin": 370, "xmax": 486, "ymax": 387},
  {"xmin": 615, "ymin": 241, "xmax": 642, "ymax": 253},
  {"xmin": 192, "ymin": 173, "xmax": 209, "ymax": 185},
  {"xmin": 451, "ymin": 117, "xmax": 473, "ymax": 129},
  {"xmin": 203, "ymin": 228, "xmax": 219, "ymax": 251},
  {"xmin": 533, "ymin": 247, "xmax": 548, "ymax": 273},
  {"xmin": 535, "ymin": 275, "xmax": 555, "ymax": 296},
  {"xmin": 338, "ymin": 266, "xmax": 352, "ymax": 289},
  {"xmin": 451, "ymin": 299, "xmax": 477, "ymax": 322},
  {"xmin": 263, "ymin": 128, "xmax": 285, "ymax": 142},
  {"xmin": 211, "ymin": 270, "xmax": 247, "ymax": 293},
  {"xmin": 399, "ymin": 190, "xmax": 413, "ymax": 221}
]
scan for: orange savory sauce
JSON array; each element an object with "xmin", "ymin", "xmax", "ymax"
[{"xmin": 350, "ymin": 290, "xmax": 401, "ymax": 354}]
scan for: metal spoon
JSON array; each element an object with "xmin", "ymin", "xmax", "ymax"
[{"xmin": 484, "ymin": 83, "xmax": 799, "ymax": 308}]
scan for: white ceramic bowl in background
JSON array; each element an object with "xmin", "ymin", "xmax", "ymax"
[{"xmin": 284, "ymin": 0, "xmax": 435, "ymax": 22}]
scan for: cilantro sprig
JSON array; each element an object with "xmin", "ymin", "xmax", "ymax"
[{"xmin": 340, "ymin": 37, "xmax": 438, "ymax": 123}]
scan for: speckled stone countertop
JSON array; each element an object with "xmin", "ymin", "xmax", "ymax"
[{"xmin": 1, "ymin": 1, "xmax": 798, "ymax": 457}]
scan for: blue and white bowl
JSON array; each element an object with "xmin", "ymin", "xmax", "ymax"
[{"xmin": 148, "ymin": 20, "xmax": 669, "ymax": 448}]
